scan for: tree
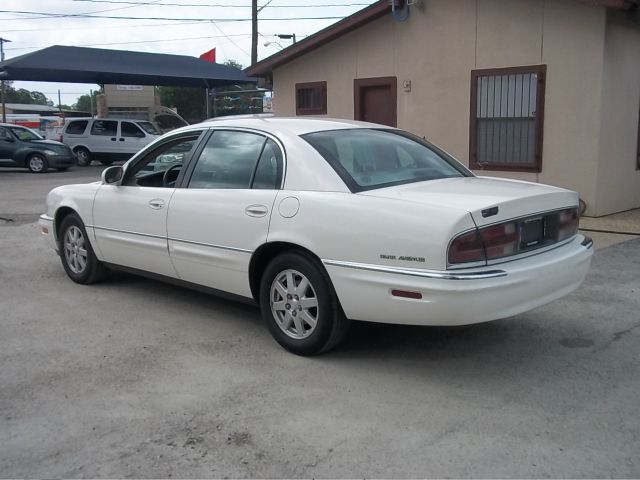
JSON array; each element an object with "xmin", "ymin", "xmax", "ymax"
[
  {"xmin": 73, "ymin": 92, "xmax": 98, "ymax": 113},
  {"xmin": 158, "ymin": 59, "xmax": 262, "ymax": 122},
  {"xmin": 3, "ymin": 82, "xmax": 53, "ymax": 106}
]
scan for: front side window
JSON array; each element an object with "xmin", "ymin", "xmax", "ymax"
[
  {"xmin": 90, "ymin": 120, "xmax": 118, "ymax": 137},
  {"xmin": 188, "ymin": 131, "xmax": 267, "ymax": 189},
  {"xmin": 9, "ymin": 126, "xmax": 42, "ymax": 141},
  {"xmin": 65, "ymin": 120, "xmax": 88, "ymax": 135},
  {"xmin": 303, "ymin": 129, "xmax": 469, "ymax": 192},
  {"xmin": 296, "ymin": 81, "xmax": 327, "ymax": 116},
  {"xmin": 470, "ymin": 65, "xmax": 546, "ymax": 172},
  {"xmin": 123, "ymin": 135, "xmax": 200, "ymax": 187},
  {"xmin": 136, "ymin": 121, "xmax": 161, "ymax": 135},
  {"xmin": 121, "ymin": 121, "xmax": 145, "ymax": 138}
]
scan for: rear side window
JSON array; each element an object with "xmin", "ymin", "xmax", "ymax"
[
  {"xmin": 65, "ymin": 120, "xmax": 88, "ymax": 135},
  {"xmin": 121, "ymin": 121, "xmax": 145, "ymax": 138},
  {"xmin": 189, "ymin": 131, "xmax": 266, "ymax": 189},
  {"xmin": 90, "ymin": 120, "xmax": 117, "ymax": 137},
  {"xmin": 252, "ymin": 139, "xmax": 283, "ymax": 189}
]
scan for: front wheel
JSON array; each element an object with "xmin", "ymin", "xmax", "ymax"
[
  {"xmin": 259, "ymin": 251, "xmax": 349, "ymax": 355},
  {"xmin": 58, "ymin": 213, "xmax": 107, "ymax": 284},
  {"xmin": 27, "ymin": 154, "xmax": 48, "ymax": 173}
]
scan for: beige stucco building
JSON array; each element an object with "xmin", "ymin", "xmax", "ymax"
[
  {"xmin": 97, "ymin": 84, "xmax": 159, "ymax": 120},
  {"xmin": 247, "ymin": 0, "xmax": 640, "ymax": 216}
]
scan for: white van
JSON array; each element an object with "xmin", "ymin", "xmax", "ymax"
[{"xmin": 61, "ymin": 118, "xmax": 161, "ymax": 166}]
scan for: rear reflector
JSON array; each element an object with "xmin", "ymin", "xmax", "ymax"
[{"xmin": 391, "ymin": 289, "xmax": 423, "ymax": 300}]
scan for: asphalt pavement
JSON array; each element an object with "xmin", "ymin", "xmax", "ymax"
[{"xmin": 1, "ymin": 166, "xmax": 639, "ymax": 478}]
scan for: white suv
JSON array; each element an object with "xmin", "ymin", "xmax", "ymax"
[{"xmin": 62, "ymin": 118, "xmax": 161, "ymax": 166}]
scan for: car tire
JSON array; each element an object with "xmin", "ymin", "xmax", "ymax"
[
  {"xmin": 58, "ymin": 213, "xmax": 107, "ymax": 284},
  {"xmin": 99, "ymin": 159, "xmax": 114, "ymax": 166},
  {"xmin": 27, "ymin": 153, "xmax": 48, "ymax": 173},
  {"xmin": 259, "ymin": 251, "xmax": 350, "ymax": 355},
  {"xmin": 74, "ymin": 147, "xmax": 91, "ymax": 166}
]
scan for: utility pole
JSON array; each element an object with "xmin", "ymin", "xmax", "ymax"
[
  {"xmin": 251, "ymin": 0, "xmax": 258, "ymax": 66},
  {"xmin": 0, "ymin": 38, "xmax": 11, "ymax": 123}
]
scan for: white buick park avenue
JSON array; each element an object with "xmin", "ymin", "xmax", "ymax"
[{"xmin": 40, "ymin": 117, "xmax": 594, "ymax": 355}]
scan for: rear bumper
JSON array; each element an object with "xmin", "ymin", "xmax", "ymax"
[{"xmin": 324, "ymin": 235, "xmax": 594, "ymax": 326}]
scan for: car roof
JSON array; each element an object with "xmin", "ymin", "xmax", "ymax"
[{"xmin": 195, "ymin": 116, "xmax": 394, "ymax": 136}]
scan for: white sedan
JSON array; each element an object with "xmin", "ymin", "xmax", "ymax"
[{"xmin": 40, "ymin": 117, "xmax": 594, "ymax": 355}]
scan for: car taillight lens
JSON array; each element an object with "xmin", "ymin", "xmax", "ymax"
[
  {"xmin": 448, "ymin": 230, "xmax": 485, "ymax": 264},
  {"xmin": 558, "ymin": 208, "xmax": 579, "ymax": 241},
  {"xmin": 481, "ymin": 221, "xmax": 519, "ymax": 260}
]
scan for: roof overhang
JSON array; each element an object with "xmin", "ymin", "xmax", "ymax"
[{"xmin": 0, "ymin": 45, "xmax": 255, "ymax": 89}]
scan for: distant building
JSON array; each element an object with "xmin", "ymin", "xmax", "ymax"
[{"xmin": 97, "ymin": 84, "xmax": 159, "ymax": 120}]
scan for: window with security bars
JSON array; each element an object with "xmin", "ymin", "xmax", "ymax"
[
  {"xmin": 296, "ymin": 81, "xmax": 327, "ymax": 116},
  {"xmin": 470, "ymin": 65, "xmax": 546, "ymax": 172}
]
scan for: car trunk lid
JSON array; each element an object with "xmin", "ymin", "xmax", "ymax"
[{"xmin": 359, "ymin": 176, "xmax": 578, "ymax": 227}]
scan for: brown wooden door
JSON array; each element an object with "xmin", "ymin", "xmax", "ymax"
[{"xmin": 354, "ymin": 77, "xmax": 397, "ymax": 127}]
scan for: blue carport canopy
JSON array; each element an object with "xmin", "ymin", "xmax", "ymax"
[{"xmin": 0, "ymin": 45, "xmax": 254, "ymax": 88}]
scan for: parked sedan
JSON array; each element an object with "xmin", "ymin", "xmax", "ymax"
[
  {"xmin": 39, "ymin": 117, "xmax": 594, "ymax": 355},
  {"xmin": 0, "ymin": 124, "xmax": 76, "ymax": 173}
]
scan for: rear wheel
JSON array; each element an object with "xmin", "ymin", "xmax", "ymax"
[
  {"xmin": 259, "ymin": 251, "xmax": 349, "ymax": 355},
  {"xmin": 74, "ymin": 147, "xmax": 91, "ymax": 166},
  {"xmin": 27, "ymin": 154, "xmax": 48, "ymax": 173},
  {"xmin": 58, "ymin": 213, "xmax": 107, "ymax": 284}
]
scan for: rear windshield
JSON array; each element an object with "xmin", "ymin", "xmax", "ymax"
[
  {"xmin": 136, "ymin": 121, "xmax": 160, "ymax": 135},
  {"xmin": 302, "ymin": 129, "xmax": 470, "ymax": 192}
]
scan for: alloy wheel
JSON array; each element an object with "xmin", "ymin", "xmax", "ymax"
[
  {"xmin": 29, "ymin": 155, "xmax": 45, "ymax": 173},
  {"xmin": 270, "ymin": 269, "xmax": 319, "ymax": 339},
  {"xmin": 63, "ymin": 225, "xmax": 88, "ymax": 274}
]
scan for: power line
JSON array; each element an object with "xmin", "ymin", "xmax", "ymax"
[
  {"xmin": 1, "ymin": 21, "xmax": 223, "ymax": 33},
  {"xmin": 71, "ymin": 0, "xmax": 371, "ymax": 8},
  {"xmin": 0, "ymin": 9, "xmax": 346, "ymax": 21},
  {"xmin": 4, "ymin": 34, "xmax": 252, "ymax": 52}
]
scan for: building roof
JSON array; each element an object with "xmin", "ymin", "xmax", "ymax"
[
  {"xmin": 246, "ymin": 0, "xmax": 640, "ymax": 77},
  {"xmin": 0, "ymin": 45, "xmax": 255, "ymax": 88},
  {"xmin": 3, "ymin": 103, "xmax": 60, "ymax": 112}
]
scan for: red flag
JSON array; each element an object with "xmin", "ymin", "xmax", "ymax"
[{"xmin": 199, "ymin": 48, "xmax": 216, "ymax": 63}]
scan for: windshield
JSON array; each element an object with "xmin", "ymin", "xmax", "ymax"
[
  {"xmin": 302, "ymin": 129, "xmax": 470, "ymax": 192},
  {"xmin": 10, "ymin": 126, "xmax": 44, "ymax": 141},
  {"xmin": 136, "ymin": 121, "xmax": 161, "ymax": 135}
]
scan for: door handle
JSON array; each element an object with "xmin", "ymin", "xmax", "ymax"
[
  {"xmin": 110, "ymin": 137, "xmax": 116, "ymax": 141},
  {"xmin": 245, "ymin": 204, "xmax": 268, "ymax": 217},
  {"xmin": 119, "ymin": 138, "xmax": 125, "ymax": 142},
  {"xmin": 148, "ymin": 199, "xmax": 165, "ymax": 209}
]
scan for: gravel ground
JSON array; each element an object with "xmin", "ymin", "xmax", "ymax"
[{"xmin": 0, "ymin": 167, "xmax": 639, "ymax": 478}]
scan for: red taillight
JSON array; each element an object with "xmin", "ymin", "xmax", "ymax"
[
  {"xmin": 58, "ymin": 134, "xmax": 63, "ymax": 142},
  {"xmin": 448, "ymin": 230, "xmax": 485, "ymax": 264},
  {"xmin": 558, "ymin": 208, "xmax": 579, "ymax": 241},
  {"xmin": 481, "ymin": 221, "xmax": 518, "ymax": 260}
]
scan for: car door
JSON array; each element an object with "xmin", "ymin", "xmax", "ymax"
[
  {"xmin": 120, "ymin": 121, "xmax": 149, "ymax": 155},
  {"xmin": 88, "ymin": 119, "xmax": 119, "ymax": 155},
  {"xmin": 92, "ymin": 131, "xmax": 204, "ymax": 277},
  {"xmin": 167, "ymin": 129, "xmax": 284, "ymax": 297},
  {"xmin": 0, "ymin": 127, "xmax": 18, "ymax": 165}
]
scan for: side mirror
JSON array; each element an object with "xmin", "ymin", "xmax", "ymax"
[{"xmin": 102, "ymin": 165, "xmax": 123, "ymax": 185}]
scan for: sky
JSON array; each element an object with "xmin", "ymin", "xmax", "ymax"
[{"xmin": 1, "ymin": 0, "xmax": 377, "ymax": 106}]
